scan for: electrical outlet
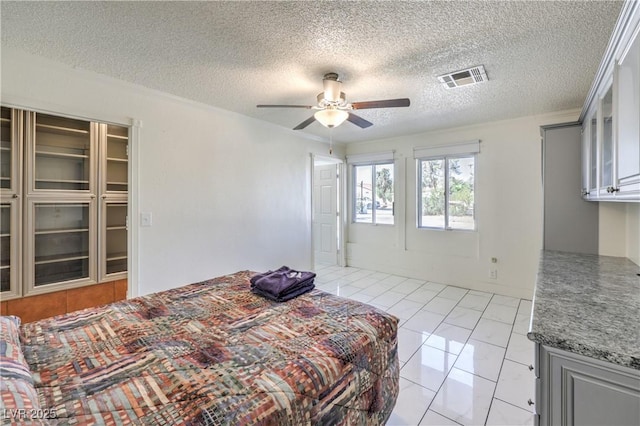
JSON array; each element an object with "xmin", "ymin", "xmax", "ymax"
[{"xmin": 489, "ymin": 269, "xmax": 498, "ymax": 280}]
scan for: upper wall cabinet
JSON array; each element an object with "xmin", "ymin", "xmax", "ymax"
[
  {"xmin": 616, "ymin": 29, "xmax": 640, "ymax": 192},
  {"xmin": 581, "ymin": 1, "xmax": 640, "ymax": 202}
]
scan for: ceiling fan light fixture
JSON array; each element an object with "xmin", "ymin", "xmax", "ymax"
[
  {"xmin": 257, "ymin": 71, "xmax": 410, "ymax": 131},
  {"xmin": 322, "ymin": 73, "xmax": 342, "ymax": 102},
  {"xmin": 317, "ymin": 91, "xmax": 346, "ymax": 106},
  {"xmin": 314, "ymin": 108, "xmax": 349, "ymax": 128}
]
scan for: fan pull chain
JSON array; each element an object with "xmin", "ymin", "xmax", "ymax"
[{"xmin": 329, "ymin": 128, "xmax": 333, "ymax": 155}]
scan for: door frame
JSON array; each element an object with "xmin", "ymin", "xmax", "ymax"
[{"xmin": 310, "ymin": 154, "xmax": 346, "ymax": 267}]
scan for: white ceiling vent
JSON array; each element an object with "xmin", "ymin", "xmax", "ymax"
[{"xmin": 438, "ymin": 65, "xmax": 488, "ymax": 89}]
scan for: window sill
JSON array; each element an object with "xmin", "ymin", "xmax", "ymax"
[
  {"xmin": 417, "ymin": 226, "xmax": 477, "ymax": 233},
  {"xmin": 352, "ymin": 222, "xmax": 395, "ymax": 227}
]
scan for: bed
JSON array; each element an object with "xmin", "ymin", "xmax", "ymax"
[{"xmin": 1, "ymin": 271, "xmax": 399, "ymax": 425}]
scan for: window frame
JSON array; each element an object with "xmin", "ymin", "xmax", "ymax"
[
  {"xmin": 351, "ymin": 160, "xmax": 395, "ymax": 226},
  {"xmin": 417, "ymin": 154, "xmax": 476, "ymax": 231}
]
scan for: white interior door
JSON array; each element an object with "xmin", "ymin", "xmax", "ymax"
[{"xmin": 313, "ymin": 163, "xmax": 338, "ymax": 265}]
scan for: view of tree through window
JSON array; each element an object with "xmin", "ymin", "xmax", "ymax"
[
  {"xmin": 421, "ymin": 159, "xmax": 445, "ymax": 228},
  {"xmin": 419, "ymin": 156, "xmax": 474, "ymax": 230},
  {"xmin": 354, "ymin": 163, "xmax": 394, "ymax": 225}
]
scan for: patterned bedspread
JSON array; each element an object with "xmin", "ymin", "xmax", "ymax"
[{"xmin": 14, "ymin": 271, "xmax": 399, "ymax": 425}]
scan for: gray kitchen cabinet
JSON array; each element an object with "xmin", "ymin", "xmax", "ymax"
[{"xmin": 536, "ymin": 343, "xmax": 640, "ymax": 426}]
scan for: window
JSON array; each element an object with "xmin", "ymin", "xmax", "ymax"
[
  {"xmin": 353, "ymin": 162, "xmax": 394, "ymax": 225},
  {"xmin": 418, "ymin": 155, "xmax": 475, "ymax": 230}
]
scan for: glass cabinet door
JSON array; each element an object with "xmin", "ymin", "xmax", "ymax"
[
  {"xmin": 100, "ymin": 123, "xmax": 128, "ymax": 280},
  {"xmin": 1, "ymin": 203, "xmax": 12, "ymax": 292},
  {"xmin": 105, "ymin": 124, "xmax": 128, "ymax": 193},
  {"xmin": 1, "ymin": 107, "xmax": 21, "ymax": 195},
  {"xmin": 581, "ymin": 122, "xmax": 591, "ymax": 196},
  {"xmin": 103, "ymin": 202, "xmax": 127, "ymax": 278},
  {"xmin": 590, "ymin": 112, "xmax": 598, "ymax": 192},
  {"xmin": 1, "ymin": 107, "xmax": 12, "ymax": 191},
  {"xmin": 1, "ymin": 199, "xmax": 21, "ymax": 299},
  {"xmin": 1, "ymin": 108, "xmax": 13, "ymax": 290},
  {"xmin": 32, "ymin": 202, "xmax": 94, "ymax": 288},
  {"xmin": 0, "ymin": 107, "xmax": 21, "ymax": 298},
  {"xmin": 33, "ymin": 113, "xmax": 92, "ymax": 192},
  {"xmin": 601, "ymin": 86, "xmax": 614, "ymax": 190},
  {"xmin": 616, "ymin": 31, "xmax": 640, "ymax": 184}
]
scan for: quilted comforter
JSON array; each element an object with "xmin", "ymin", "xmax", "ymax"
[{"xmin": 3, "ymin": 271, "xmax": 399, "ymax": 425}]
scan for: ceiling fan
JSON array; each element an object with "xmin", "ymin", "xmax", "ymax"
[{"xmin": 257, "ymin": 72, "xmax": 410, "ymax": 130}]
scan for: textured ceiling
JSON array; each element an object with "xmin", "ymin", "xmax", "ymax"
[{"xmin": 1, "ymin": 1, "xmax": 623, "ymax": 143}]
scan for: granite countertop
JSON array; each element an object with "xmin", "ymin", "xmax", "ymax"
[{"xmin": 528, "ymin": 250, "xmax": 640, "ymax": 370}]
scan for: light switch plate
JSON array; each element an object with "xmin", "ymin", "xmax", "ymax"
[{"xmin": 140, "ymin": 212, "xmax": 152, "ymax": 227}]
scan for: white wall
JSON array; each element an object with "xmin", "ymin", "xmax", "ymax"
[
  {"xmin": 599, "ymin": 202, "xmax": 640, "ymax": 265},
  {"xmin": 345, "ymin": 111, "xmax": 581, "ymax": 299},
  {"xmin": 1, "ymin": 47, "xmax": 344, "ymax": 296},
  {"xmin": 626, "ymin": 204, "xmax": 640, "ymax": 266},
  {"xmin": 599, "ymin": 203, "xmax": 630, "ymax": 257}
]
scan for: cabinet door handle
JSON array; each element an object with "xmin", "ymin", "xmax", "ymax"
[
  {"xmin": 528, "ymin": 364, "xmax": 534, "ymax": 371},
  {"xmin": 528, "ymin": 399, "xmax": 535, "ymax": 406},
  {"xmin": 12, "ymin": 194, "xmax": 19, "ymax": 199}
]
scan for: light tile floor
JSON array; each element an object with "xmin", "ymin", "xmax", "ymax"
[{"xmin": 313, "ymin": 263, "xmax": 535, "ymax": 426}]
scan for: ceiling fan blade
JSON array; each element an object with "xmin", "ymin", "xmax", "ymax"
[
  {"xmin": 256, "ymin": 104, "xmax": 313, "ymax": 109},
  {"xmin": 351, "ymin": 98, "xmax": 410, "ymax": 110},
  {"xmin": 293, "ymin": 116, "xmax": 317, "ymax": 130},
  {"xmin": 347, "ymin": 113, "xmax": 373, "ymax": 129}
]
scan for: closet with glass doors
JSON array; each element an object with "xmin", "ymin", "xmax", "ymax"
[{"xmin": 0, "ymin": 106, "xmax": 128, "ymax": 306}]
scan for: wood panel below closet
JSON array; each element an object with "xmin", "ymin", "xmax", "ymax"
[{"xmin": 0, "ymin": 279, "xmax": 127, "ymax": 323}]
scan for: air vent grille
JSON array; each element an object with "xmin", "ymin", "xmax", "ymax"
[{"xmin": 437, "ymin": 65, "xmax": 488, "ymax": 89}]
